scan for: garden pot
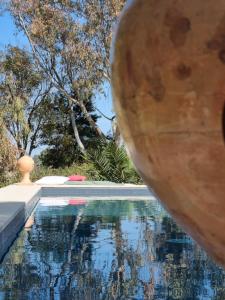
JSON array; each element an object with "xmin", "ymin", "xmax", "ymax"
[{"xmin": 112, "ymin": 0, "xmax": 225, "ymax": 266}]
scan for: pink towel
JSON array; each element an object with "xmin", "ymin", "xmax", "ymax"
[{"xmin": 68, "ymin": 175, "xmax": 86, "ymax": 181}]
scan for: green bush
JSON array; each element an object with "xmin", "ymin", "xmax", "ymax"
[
  {"xmin": 0, "ymin": 142, "xmax": 143, "ymax": 188},
  {"xmin": 0, "ymin": 128, "xmax": 18, "ymax": 188},
  {"xmin": 30, "ymin": 163, "xmax": 101, "ymax": 182},
  {"xmin": 85, "ymin": 141, "xmax": 142, "ymax": 184},
  {"xmin": 0, "ymin": 171, "xmax": 20, "ymax": 188},
  {"xmin": 0, "ymin": 163, "xmax": 99, "ymax": 188}
]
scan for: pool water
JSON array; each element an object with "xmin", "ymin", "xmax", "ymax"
[{"xmin": 0, "ymin": 199, "xmax": 225, "ymax": 300}]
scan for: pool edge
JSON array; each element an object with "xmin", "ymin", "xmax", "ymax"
[
  {"xmin": 0, "ymin": 185, "xmax": 41, "ymax": 261},
  {"xmin": 0, "ymin": 182, "xmax": 152, "ymax": 261}
]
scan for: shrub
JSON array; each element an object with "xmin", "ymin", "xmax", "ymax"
[
  {"xmin": 0, "ymin": 141, "xmax": 143, "ymax": 187},
  {"xmin": 0, "ymin": 128, "xmax": 18, "ymax": 188},
  {"xmin": 30, "ymin": 163, "xmax": 101, "ymax": 182},
  {"xmin": 85, "ymin": 141, "xmax": 142, "ymax": 184}
]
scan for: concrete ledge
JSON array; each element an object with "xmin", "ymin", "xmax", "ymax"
[{"xmin": 0, "ymin": 185, "xmax": 41, "ymax": 261}]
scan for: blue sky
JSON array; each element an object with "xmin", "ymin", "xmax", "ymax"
[{"xmin": 0, "ymin": 12, "xmax": 114, "ymax": 137}]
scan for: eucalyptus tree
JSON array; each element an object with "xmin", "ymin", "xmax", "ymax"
[
  {"xmin": 0, "ymin": 123, "xmax": 17, "ymax": 180},
  {"xmin": 74, "ymin": 0, "xmax": 126, "ymax": 143},
  {"xmin": 39, "ymin": 93, "xmax": 99, "ymax": 168},
  {"xmin": 10, "ymin": 0, "xmax": 126, "ymax": 149},
  {"xmin": 0, "ymin": 46, "xmax": 51, "ymax": 155},
  {"xmin": 73, "ymin": 0, "xmax": 125, "ymax": 83}
]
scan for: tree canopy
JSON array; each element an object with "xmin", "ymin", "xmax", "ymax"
[
  {"xmin": 9, "ymin": 0, "xmax": 126, "ymax": 153},
  {"xmin": 0, "ymin": 0, "xmax": 132, "ymax": 179},
  {"xmin": 0, "ymin": 46, "xmax": 51, "ymax": 155},
  {"xmin": 40, "ymin": 93, "xmax": 100, "ymax": 167}
]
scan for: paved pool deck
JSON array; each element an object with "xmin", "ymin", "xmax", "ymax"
[{"xmin": 0, "ymin": 182, "xmax": 153, "ymax": 261}]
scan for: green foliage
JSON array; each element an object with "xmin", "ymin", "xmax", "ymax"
[
  {"xmin": 85, "ymin": 141, "xmax": 142, "ymax": 184},
  {"xmin": 0, "ymin": 125, "xmax": 19, "ymax": 188},
  {"xmin": 0, "ymin": 1, "xmax": 137, "ymax": 187},
  {"xmin": 0, "ymin": 171, "xmax": 20, "ymax": 188},
  {"xmin": 0, "ymin": 46, "xmax": 50, "ymax": 154},
  {"xmin": 39, "ymin": 93, "xmax": 100, "ymax": 168},
  {"xmin": 10, "ymin": 0, "xmax": 113, "ymax": 141},
  {"xmin": 2, "ymin": 46, "xmax": 41, "ymax": 93},
  {"xmin": 30, "ymin": 162, "xmax": 101, "ymax": 182},
  {"xmin": 0, "ymin": 152, "xmax": 142, "ymax": 188},
  {"xmin": 0, "ymin": 162, "xmax": 97, "ymax": 188}
]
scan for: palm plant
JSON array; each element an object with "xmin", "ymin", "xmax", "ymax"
[{"xmin": 85, "ymin": 141, "xmax": 142, "ymax": 184}]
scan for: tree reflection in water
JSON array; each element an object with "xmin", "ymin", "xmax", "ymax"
[{"xmin": 0, "ymin": 200, "xmax": 225, "ymax": 300}]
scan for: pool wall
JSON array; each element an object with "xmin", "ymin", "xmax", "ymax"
[
  {"xmin": 0, "ymin": 185, "xmax": 41, "ymax": 261},
  {"xmin": 0, "ymin": 182, "xmax": 151, "ymax": 261},
  {"xmin": 41, "ymin": 186, "xmax": 152, "ymax": 198}
]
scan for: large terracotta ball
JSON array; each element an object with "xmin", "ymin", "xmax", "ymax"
[
  {"xmin": 112, "ymin": 0, "xmax": 225, "ymax": 266},
  {"xmin": 17, "ymin": 156, "xmax": 34, "ymax": 173}
]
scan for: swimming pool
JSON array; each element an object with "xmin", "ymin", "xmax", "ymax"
[{"xmin": 0, "ymin": 199, "xmax": 224, "ymax": 299}]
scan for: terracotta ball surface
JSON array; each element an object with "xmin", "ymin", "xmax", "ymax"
[
  {"xmin": 112, "ymin": 0, "xmax": 225, "ymax": 266},
  {"xmin": 17, "ymin": 156, "xmax": 34, "ymax": 173}
]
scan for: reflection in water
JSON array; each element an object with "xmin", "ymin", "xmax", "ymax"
[{"xmin": 0, "ymin": 200, "xmax": 225, "ymax": 300}]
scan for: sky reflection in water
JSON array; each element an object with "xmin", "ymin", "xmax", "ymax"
[{"xmin": 0, "ymin": 199, "xmax": 225, "ymax": 300}]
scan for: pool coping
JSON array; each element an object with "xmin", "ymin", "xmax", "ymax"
[{"xmin": 0, "ymin": 182, "xmax": 152, "ymax": 261}]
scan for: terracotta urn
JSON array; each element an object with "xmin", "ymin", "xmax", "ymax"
[
  {"xmin": 112, "ymin": 0, "xmax": 225, "ymax": 266},
  {"xmin": 17, "ymin": 156, "xmax": 34, "ymax": 184}
]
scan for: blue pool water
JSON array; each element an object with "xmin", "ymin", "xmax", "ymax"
[{"xmin": 0, "ymin": 199, "xmax": 225, "ymax": 300}]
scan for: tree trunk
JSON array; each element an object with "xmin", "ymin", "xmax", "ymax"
[
  {"xmin": 112, "ymin": 118, "xmax": 122, "ymax": 147},
  {"xmin": 70, "ymin": 106, "xmax": 86, "ymax": 154},
  {"xmin": 79, "ymin": 100, "xmax": 105, "ymax": 138}
]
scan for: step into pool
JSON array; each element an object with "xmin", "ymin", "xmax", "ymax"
[{"xmin": 0, "ymin": 199, "xmax": 224, "ymax": 299}]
